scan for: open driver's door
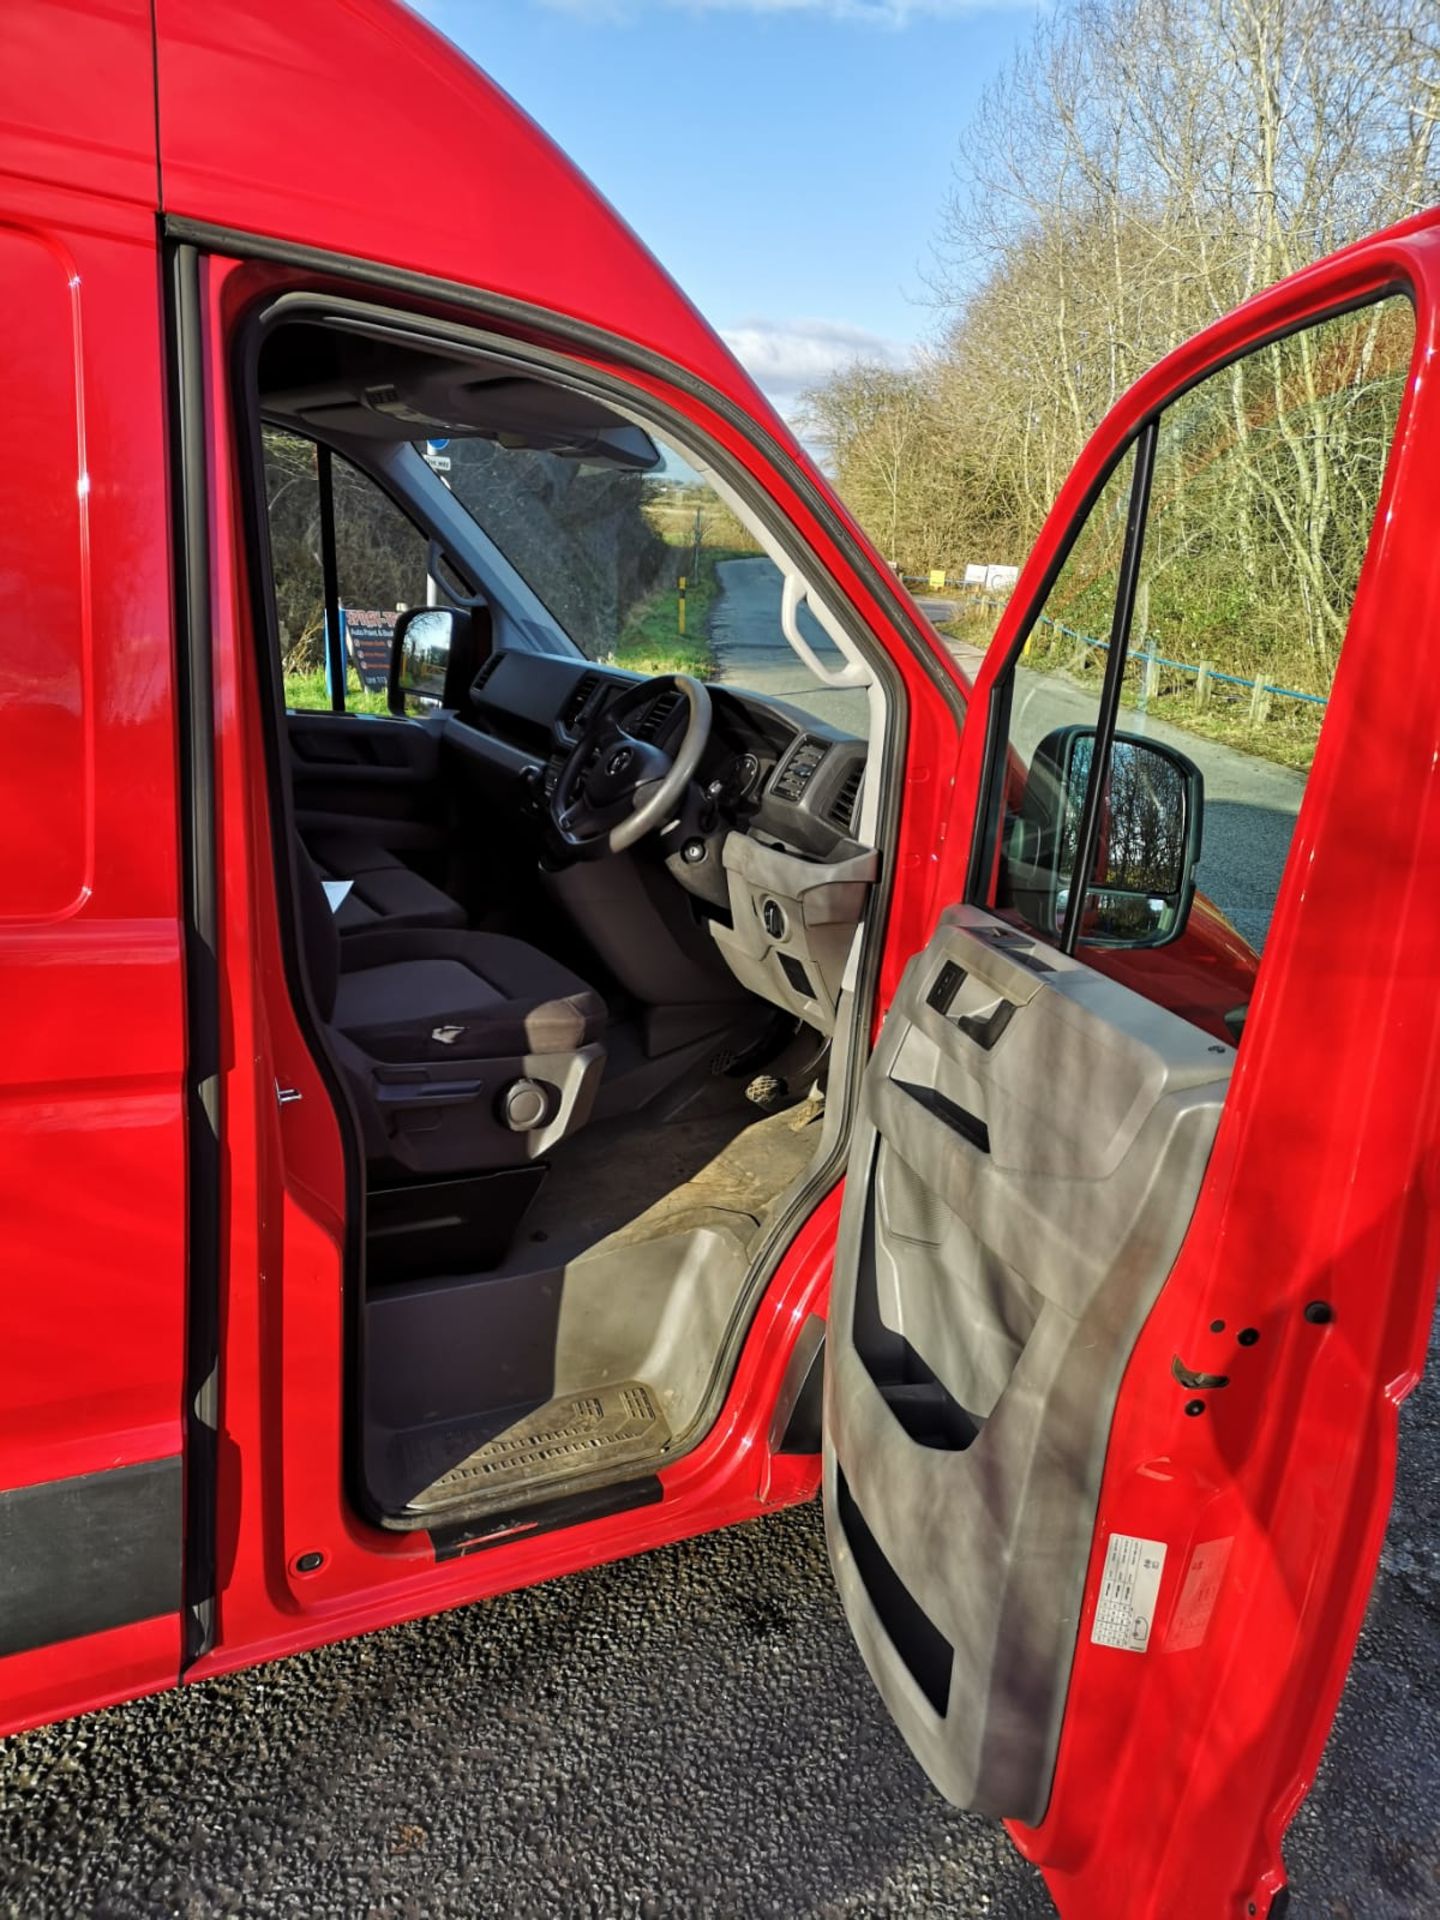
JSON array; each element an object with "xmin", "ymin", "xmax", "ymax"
[{"xmin": 822, "ymin": 226, "xmax": 1440, "ymax": 1920}]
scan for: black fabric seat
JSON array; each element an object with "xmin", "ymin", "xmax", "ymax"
[
  {"xmin": 333, "ymin": 926, "xmax": 605, "ymax": 1062},
  {"xmin": 304, "ymin": 831, "xmax": 466, "ymax": 934},
  {"xmin": 295, "ymin": 842, "xmax": 606, "ymax": 1178}
]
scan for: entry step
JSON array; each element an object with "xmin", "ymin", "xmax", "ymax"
[{"xmin": 392, "ymin": 1381, "xmax": 671, "ymax": 1518}]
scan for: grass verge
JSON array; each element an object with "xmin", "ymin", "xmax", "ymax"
[
  {"xmin": 935, "ymin": 616, "xmax": 1321, "ymax": 773},
  {"xmin": 282, "ymin": 667, "xmax": 391, "ymax": 715},
  {"xmin": 612, "ymin": 548, "xmax": 745, "ymax": 677}
]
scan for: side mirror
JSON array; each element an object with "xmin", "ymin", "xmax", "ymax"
[
  {"xmin": 389, "ymin": 605, "xmax": 469, "ymax": 714},
  {"xmin": 1010, "ymin": 724, "xmax": 1203, "ymax": 948}
]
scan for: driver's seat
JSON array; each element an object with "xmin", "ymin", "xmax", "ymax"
[{"xmin": 295, "ymin": 843, "xmax": 606, "ymax": 1178}]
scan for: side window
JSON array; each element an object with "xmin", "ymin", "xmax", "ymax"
[
  {"xmin": 263, "ymin": 429, "xmax": 433, "ymax": 712},
  {"xmin": 985, "ymin": 293, "xmax": 1414, "ymax": 999}
]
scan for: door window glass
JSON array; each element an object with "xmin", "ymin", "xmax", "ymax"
[
  {"xmin": 263, "ymin": 429, "xmax": 432, "ymax": 712},
  {"xmin": 984, "ymin": 293, "xmax": 1414, "ymax": 984}
]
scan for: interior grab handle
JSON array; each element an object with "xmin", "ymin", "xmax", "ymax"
[
  {"xmin": 926, "ymin": 960, "xmax": 1017, "ymax": 1050},
  {"xmin": 956, "ymin": 998, "xmax": 1016, "ymax": 1051}
]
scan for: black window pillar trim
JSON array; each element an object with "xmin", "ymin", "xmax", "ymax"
[
  {"xmin": 316, "ymin": 442, "xmax": 346, "ymax": 711},
  {"xmin": 163, "ymin": 236, "xmax": 222, "ymax": 1672},
  {"xmin": 1060, "ymin": 417, "xmax": 1158, "ymax": 957}
]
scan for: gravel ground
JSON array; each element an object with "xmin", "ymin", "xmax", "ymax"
[{"xmin": 0, "ymin": 1312, "xmax": 1435, "ymax": 1920}]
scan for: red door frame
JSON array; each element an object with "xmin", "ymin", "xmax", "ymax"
[
  {"xmin": 184, "ymin": 242, "xmax": 975, "ymax": 1678},
  {"xmin": 192, "ymin": 220, "xmax": 1440, "ymax": 1920}
]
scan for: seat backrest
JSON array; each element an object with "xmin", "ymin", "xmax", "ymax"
[{"xmin": 294, "ymin": 838, "xmax": 341, "ymax": 1021}]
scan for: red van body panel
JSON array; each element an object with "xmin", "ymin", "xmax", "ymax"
[{"xmin": 0, "ymin": 0, "xmax": 187, "ymax": 1728}]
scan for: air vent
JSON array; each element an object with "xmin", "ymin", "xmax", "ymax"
[
  {"xmin": 634, "ymin": 689, "xmax": 682, "ymax": 741},
  {"xmin": 770, "ymin": 737, "xmax": 829, "ymax": 803},
  {"xmin": 828, "ymin": 764, "xmax": 864, "ymax": 833},
  {"xmin": 469, "ymin": 654, "xmax": 503, "ymax": 700},
  {"xmin": 560, "ymin": 671, "xmax": 602, "ymax": 729}
]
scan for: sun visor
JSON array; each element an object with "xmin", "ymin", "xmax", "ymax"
[{"xmin": 306, "ymin": 373, "xmax": 660, "ymax": 469}]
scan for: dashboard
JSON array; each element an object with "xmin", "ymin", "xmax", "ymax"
[
  {"xmin": 454, "ymin": 647, "xmax": 870, "ymax": 861},
  {"xmin": 442, "ymin": 646, "xmax": 879, "ymax": 1038}
]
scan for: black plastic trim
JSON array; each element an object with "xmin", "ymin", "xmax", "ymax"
[
  {"xmin": 224, "ymin": 286, "xmax": 375, "ymax": 1532},
  {"xmin": 836, "ymin": 1465, "xmax": 953, "ymax": 1716},
  {"xmin": 1060, "ymin": 420, "xmax": 1158, "ymax": 958},
  {"xmin": 0, "ymin": 1459, "xmax": 183, "ymax": 1658},
  {"xmin": 429, "ymin": 1475, "xmax": 663, "ymax": 1561},
  {"xmin": 316, "ymin": 442, "xmax": 345, "ymax": 711},
  {"xmin": 163, "ymin": 240, "xmax": 222, "ymax": 1670}
]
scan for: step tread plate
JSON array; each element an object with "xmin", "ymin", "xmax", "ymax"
[{"xmin": 394, "ymin": 1381, "xmax": 671, "ymax": 1518}]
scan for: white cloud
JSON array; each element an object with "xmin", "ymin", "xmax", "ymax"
[
  {"xmin": 720, "ymin": 317, "xmax": 911, "ymax": 410},
  {"xmin": 537, "ymin": 0, "xmax": 1008, "ymax": 21}
]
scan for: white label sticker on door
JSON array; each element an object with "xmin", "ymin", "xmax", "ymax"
[
  {"xmin": 1090, "ymin": 1533, "xmax": 1167, "ymax": 1652},
  {"xmin": 1166, "ymin": 1537, "xmax": 1234, "ymax": 1652}
]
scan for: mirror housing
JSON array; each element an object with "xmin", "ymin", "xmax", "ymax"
[
  {"xmin": 389, "ymin": 605, "xmax": 470, "ymax": 714},
  {"xmin": 1010, "ymin": 724, "xmax": 1204, "ymax": 948}
]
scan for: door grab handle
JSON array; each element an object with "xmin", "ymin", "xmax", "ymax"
[
  {"xmin": 956, "ymin": 998, "xmax": 1016, "ymax": 1050},
  {"xmin": 896, "ymin": 1080, "xmax": 990, "ymax": 1154},
  {"xmin": 924, "ymin": 961, "xmax": 1016, "ymax": 1049}
]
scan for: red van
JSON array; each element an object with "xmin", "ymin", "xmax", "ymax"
[{"xmin": 3, "ymin": 5, "xmax": 1436, "ymax": 1915}]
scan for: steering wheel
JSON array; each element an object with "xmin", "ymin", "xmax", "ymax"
[{"xmin": 549, "ymin": 672, "xmax": 713, "ymax": 855}]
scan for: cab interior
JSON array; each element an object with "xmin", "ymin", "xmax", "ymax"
[{"xmin": 247, "ymin": 305, "xmax": 892, "ymax": 1535}]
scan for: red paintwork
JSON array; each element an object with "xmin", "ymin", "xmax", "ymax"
[
  {"xmin": 0, "ymin": 5, "xmax": 1434, "ymax": 1919},
  {"xmin": 0, "ymin": 0, "xmax": 187, "ymax": 1729}
]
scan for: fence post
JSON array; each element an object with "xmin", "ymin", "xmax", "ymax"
[
  {"xmin": 1248, "ymin": 677, "xmax": 1271, "ymax": 727},
  {"xmin": 1196, "ymin": 661, "xmax": 1212, "ymax": 707},
  {"xmin": 1140, "ymin": 649, "xmax": 1160, "ymax": 712}
]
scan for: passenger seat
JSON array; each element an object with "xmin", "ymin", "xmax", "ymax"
[
  {"xmin": 304, "ymin": 831, "xmax": 466, "ymax": 934},
  {"xmin": 294, "ymin": 842, "xmax": 606, "ymax": 1180}
]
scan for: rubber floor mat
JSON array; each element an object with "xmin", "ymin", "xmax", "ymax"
[{"xmin": 398, "ymin": 1382, "xmax": 671, "ymax": 1516}]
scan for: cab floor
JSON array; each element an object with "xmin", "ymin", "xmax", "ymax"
[{"xmin": 372, "ymin": 1095, "xmax": 826, "ymax": 1524}]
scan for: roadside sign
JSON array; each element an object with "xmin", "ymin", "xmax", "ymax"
[
  {"xmin": 928, "ymin": 568, "xmax": 947, "ymax": 591},
  {"xmin": 423, "ymin": 453, "xmax": 452, "ymax": 472},
  {"xmin": 344, "ymin": 608, "xmax": 396, "ymax": 692}
]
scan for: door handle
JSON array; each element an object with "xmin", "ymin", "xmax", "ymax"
[
  {"xmin": 955, "ymin": 998, "xmax": 1016, "ymax": 1051},
  {"xmin": 925, "ymin": 961, "xmax": 1017, "ymax": 1051}
]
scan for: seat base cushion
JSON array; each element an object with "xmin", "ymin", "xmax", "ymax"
[{"xmin": 334, "ymin": 928, "xmax": 606, "ymax": 1061}]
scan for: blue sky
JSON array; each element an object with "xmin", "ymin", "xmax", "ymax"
[{"xmin": 412, "ymin": 0, "xmax": 1039, "ymax": 414}]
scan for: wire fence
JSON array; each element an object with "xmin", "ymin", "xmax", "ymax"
[{"xmin": 1030, "ymin": 615, "xmax": 1329, "ymax": 717}]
